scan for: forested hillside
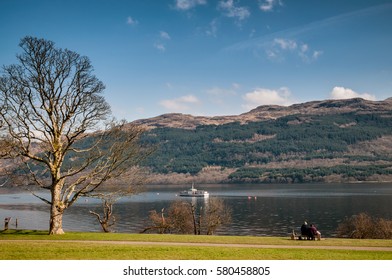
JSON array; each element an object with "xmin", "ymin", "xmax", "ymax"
[
  {"xmin": 4, "ymin": 98, "xmax": 392, "ymax": 185},
  {"xmin": 139, "ymin": 98, "xmax": 392, "ymax": 183}
]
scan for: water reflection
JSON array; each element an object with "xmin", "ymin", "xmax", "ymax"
[{"xmin": 1, "ymin": 183, "xmax": 392, "ymax": 237}]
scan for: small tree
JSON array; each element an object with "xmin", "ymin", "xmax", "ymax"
[
  {"xmin": 89, "ymin": 168, "xmax": 146, "ymax": 233},
  {"xmin": 168, "ymin": 200, "xmax": 195, "ymax": 234},
  {"xmin": 143, "ymin": 208, "xmax": 172, "ymax": 234},
  {"xmin": 0, "ymin": 36, "xmax": 148, "ymax": 234},
  {"xmin": 203, "ymin": 197, "xmax": 231, "ymax": 235},
  {"xmin": 142, "ymin": 201, "xmax": 194, "ymax": 234},
  {"xmin": 143, "ymin": 198, "xmax": 231, "ymax": 235},
  {"xmin": 89, "ymin": 197, "xmax": 116, "ymax": 233}
]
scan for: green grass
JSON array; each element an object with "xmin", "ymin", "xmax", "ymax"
[
  {"xmin": 2, "ymin": 241, "xmax": 391, "ymax": 260},
  {"xmin": 1, "ymin": 230, "xmax": 392, "ymax": 260}
]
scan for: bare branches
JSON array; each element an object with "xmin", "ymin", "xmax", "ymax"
[
  {"xmin": 143, "ymin": 198, "xmax": 231, "ymax": 235},
  {"xmin": 89, "ymin": 199, "xmax": 116, "ymax": 233},
  {"xmin": 29, "ymin": 190, "xmax": 52, "ymax": 205},
  {"xmin": 1, "ymin": 37, "xmax": 109, "ymax": 166},
  {"xmin": 0, "ymin": 36, "xmax": 150, "ymax": 234},
  {"xmin": 60, "ymin": 122, "xmax": 149, "ymax": 207}
]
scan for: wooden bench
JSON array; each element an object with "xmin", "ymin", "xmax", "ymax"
[{"xmin": 290, "ymin": 231, "xmax": 320, "ymax": 240}]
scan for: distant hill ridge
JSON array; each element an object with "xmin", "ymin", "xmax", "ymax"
[
  {"xmin": 132, "ymin": 98, "xmax": 392, "ymax": 129},
  {"xmin": 132, "ymin": 97, "xmax": 392, "ymax": 184},
  {"xmin": 4, "ymin": 97, "xmax": 392, "ymax": 185}
]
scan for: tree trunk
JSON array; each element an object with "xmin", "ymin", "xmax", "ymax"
[
  {"xmin": 101, "ymin": 222, "xmax": 110, "ymax": 233},
  {"xmin": 49, "ymin": 208, "xmax": 64, "ymax": 234},
  {"xmin": 49, "ymin": 185, "xmax": 65, "ymax": 235}
]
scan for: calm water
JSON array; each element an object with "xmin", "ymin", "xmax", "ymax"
[{"xmin": 1, "ymin": 183, "xmax": 392, "ymax": 237}]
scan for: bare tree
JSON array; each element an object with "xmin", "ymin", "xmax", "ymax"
[
  {"xmin": 141, "ymin": 201, "xmax": 195, "ymax": 234},
  {"xmin": 142, "ymin": 208, "xmax": 172, "ymax": 234},
  {"xmin": 203, "ymin": 197, "xmax": 231, "ymax": 235},
  {"xmin": 89, "ymin": 167, "xmax": 146, "ymax": 233},
  {"xmin": 167, "ymin": 200, "xmax": 195, "ymax": 234},
  {"xmin": 0, "ymin": 37, "xmax": 148, "ymax": 234},
  {"xmin": 89, "ymin": 196, "xmax": 116, "ymax": 233},
  {"xmin": 143, "ymin": 198, "xmax": 231, "ymax": 235}
]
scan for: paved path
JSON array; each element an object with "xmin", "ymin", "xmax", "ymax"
[
  {"xmin": 94, "ymin": 241, "xmax": 392, "ymax": 251},
  {"xmin": 4, "ymin": 239, "xmax": 392, "ymax": 251}
]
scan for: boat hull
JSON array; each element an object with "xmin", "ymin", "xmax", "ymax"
[
  {"xmin": 179, "ymin": 193, "xmax": 209, "ymax": 197},
  {"xmin": 179, "ymin": 183, "xmax": 209, "ymax": 197}
]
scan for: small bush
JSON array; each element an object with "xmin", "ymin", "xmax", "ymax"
[{"xmin": 337, "ymin": 213, "xmax": 392, "ymax": 239}]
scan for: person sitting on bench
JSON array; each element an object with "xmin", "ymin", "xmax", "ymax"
[
  {"xmin": 300, "ymin": 221, "xmax": 314, "ymax": 240},
  {"xmin": 310, "ymin": 224, "xmax": 321, "ymax": 241}
]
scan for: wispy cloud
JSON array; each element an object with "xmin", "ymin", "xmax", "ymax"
[
  {"xmin": 206, "ymin": 19, "xmax": 219, "ymax": 37},
  {"xmin": 226, "ymin": 3, "xmax": 392, "ymax": 52},
  {"xmin": 160, "ymin": 31, "xmax": 171, "ymax": 40},
  {"xmin": 126, "ymin": 16, "xmax": 139, "ymax": 26},
  {"xmin": 160, "ymin": 95, "xmax": 201, "ymax": 111},
  {"xmin": 329, "ymin": 87, "xmax": 376, "ymax": 101},
  {"xmin": 260, "ymin": 0, "xmax": 283, "ymax": 12},
  {"xmin": 218, "ymin": 0, "xmax": 250, "ymax": 22},
  {"xmin": 174, "ymin": 0, "xmax": 206, "ymax": 11},
  {"xmin": 266, "ymin": 38, "xmax": 323, "ymax": 63},
  {"xmin": 206, "ymin": 85, "xmax": 238, "ymax": 105},
  {"xmin": 154, "ymin": 31, "xmax": 171, "ymax": 52},
  {"xmin": 274, "ymin": 38, "xmax": 297, "ymax": 50},
  {"xmin": 154, "ymin": 43, "xmax": 166, "ymax": 52},
  {"xmin": 242, "ymin": 87, "xmax": 295, "ymax": 110}
]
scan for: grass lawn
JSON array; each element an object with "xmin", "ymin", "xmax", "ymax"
[{"xmin": 1, "ymin": 230, "xmax": 391, "ymax": 260}]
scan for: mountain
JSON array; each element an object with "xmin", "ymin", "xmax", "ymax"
[
  {"xmin": 135, "ymin": 98, "xmax": 392, "ymax": 184},
  {"xmin": 3, "ymin": 97, "xmax": 392, "ymax": 185},
  {"xmin": 132, "ymin": 98, "xmax": 392, "ymax": 130}
]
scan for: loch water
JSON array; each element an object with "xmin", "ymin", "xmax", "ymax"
[{"xmin": 1, "ymin": 183, "xmax": 392, "ymax": 237}]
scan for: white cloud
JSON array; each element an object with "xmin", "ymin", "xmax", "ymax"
[
  {"xmin": 329, "ymin": 87, "xmax": 376, "ymax": 101},
  {"xmin": 274, "ymin": 38, "xmax": 297, "ymax": 50},
  {"xmin": 249, "ymin": 28, "xmax": 256, "ymax": 38},
  {"xmin": 260, "ymin": 0, "xmax": 283, "ymax": 12},
  {"xmin": 267, "ymin": 38, "xmax": 323, "ymax": 62},
  {"xmin": 232, "ymin": 83, "xmax": 241, "ymax": 89},
  {"xmin": 154, "ymin": 31, "xmax": 171, "ymax": 52},
  {"xmin": 298, "ymin": 43, "xmax": 323, "ymax": 63},
  {"xmin": 160, "ymin": 31, "xmax": 171, "ymax": 40},
  {"xmin": 203, "ymin": 85, "xmax": 241, "ymax": 113},
  {"xmin": 154, "ymin": 43, "xmax": 166, "ymax": 52},
  {"xmin": 312, "ymin": 50, "xmax": 323, "ymax": 60},
  {"xmin": 242, "ymin": 87, "xmax": 294, "ymax": 110},
  {"xmin": 206, "ymin": 19, "xmax": 219, "ymax": 37},
  {"xmin": 266, "ymin": 49, "xmax": 278, "ymax": 60},
  {"xmin": 207, "ymin": 85, "xmax": 238, "ymax": 106},
  {"xmin": 218, "ymin": 0, "xmax": 250, "ymax": 21},
  {"xmin": 301, "ymin": 44, "xmax": 309, "ymax": 53},
  {"xmin": 207, "ymin": 87, "xmax": 235, "ymax": 96},
  {"xmin": 174, "ymin": 0, "xmax": 206, "ymax": 10},
  {"xmin": 126, "ymin": 16, "xmax": 138, "ymax": 26},
  {"xmin": 160, "ymin": 95, "xmax": 201, "ymax": 111}
]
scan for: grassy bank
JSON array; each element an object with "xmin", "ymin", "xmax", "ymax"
[{"xmin": 1, "ymin": 230, "xmax": 391, "ymax": 260}]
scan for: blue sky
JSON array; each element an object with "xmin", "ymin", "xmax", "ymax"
[{"xmin": 1, "ymin": 0, "xmax": 392, "ymax": 121}]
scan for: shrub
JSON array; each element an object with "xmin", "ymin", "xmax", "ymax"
[{"xmin": 337, "ymin": 213, "xmax": 392, "ymax": 239}]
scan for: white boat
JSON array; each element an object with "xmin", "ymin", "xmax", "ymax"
[{"xmin": 179, "ymin": 183, "xmax": 209, "ymax": 197}]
